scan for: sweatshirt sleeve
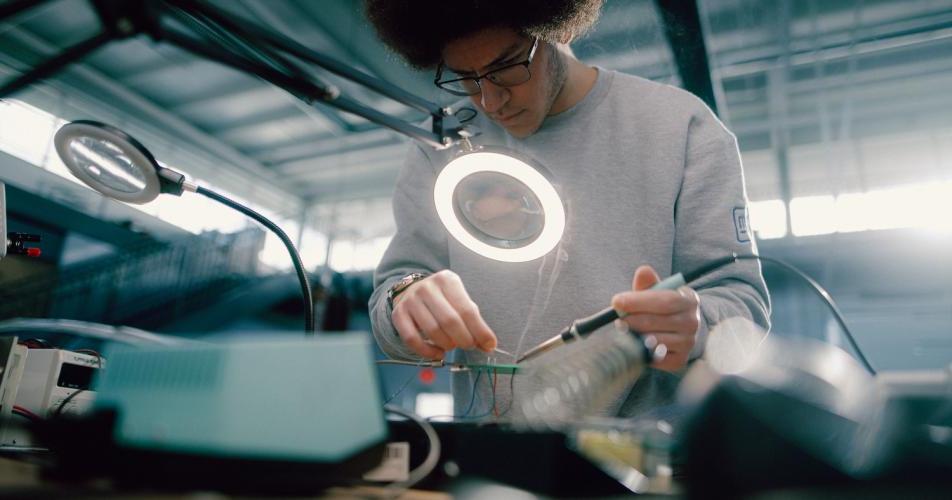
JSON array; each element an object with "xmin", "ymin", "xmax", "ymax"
[
  {"xmin": 369, "ymin": 143, "xmax": 450, "ymax": 361},
  {"xmin": 673, "ymin": 102, "xmax": 772, "ymax": 359}
]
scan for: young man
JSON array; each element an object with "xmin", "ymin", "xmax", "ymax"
[{"xmin": 365, "ymin": 0, "xmax": 770, "ymax": 417}]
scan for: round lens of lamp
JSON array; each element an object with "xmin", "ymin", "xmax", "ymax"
[
  {"xmin": 69, "ymin": 136, "xmax": 146, "ymax": 194},
  {"xmin": 435, "ymin": 150, "xmax": 565, "ymax": 263},
  {"xmin": 454, "ymin": 171, "xmax": 544, "ymax": 245},
  {"xmin": 54, "ymin": 121, "xmax": 162, "ymax": 204}
]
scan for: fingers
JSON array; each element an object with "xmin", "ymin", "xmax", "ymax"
[
  {"xmin": 621, "ymin": 310, "xmax": 699, "ymax": 335},
  {"xmin": 632, "ymin": 265, "xmax": 660, "ymax": 291},
  {"xmin": 647, "ymin": 332, "xmax": 695, "ymax": 353},
  {"xmin": 391, "ymin": 304, "xmax": 445, "ymax": 359},
  {"xmin": 405, "ymin": 298, "xmax": 455, "ymax": 351},
  {"xmin": 391, "ymin": 270, "xmax": 497, "ymax": 355},
  {"xmin": 612, "ymin": 288, "xmax": 695, "ymax": 315},
  {"xmin": 613, "ymin": 279, "xmax": 702, "ymax": 373},
  {"xmin": 652, "ymin": 349, "xmax": 689, "ymax": 372},
  {"xmin": 439, "ymin": 273, "xmax": 496, "ymax": 352},
  {"xmin": 421, "ymin": 288, "xmax": 476, "ymax": 350}
]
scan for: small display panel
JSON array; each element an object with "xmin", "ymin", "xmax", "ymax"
[{"xmin": 57, "ymin": 362, "xmax": 97, "ymax": 390}]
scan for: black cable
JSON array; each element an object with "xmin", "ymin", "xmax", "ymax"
[
  {"xmin": 424, "ymin": 368, "xmax": 485, "ymax": 422},
  {"xmin": 51, "ymin": 389, "xmax": 83, "ymax": 418},
  {"xmin": 498, "ymin": 371, "xmax": 518, "ymax": 418},
  {"xmin": 196, "ymin": 186, "xmax": 315, "ymax": 333},
  {"xmin": 459, "ymin": 369, "xmax": 483, "ymax": 417},
  {"xmin": 734, "ymin": 254, "xmax": 875, "ymax": 375},
  {"xmin": 383, "ymin": 371, "xmax": 417, "ymax": 405},
  {"xmin": 460, "ymin": 369, "xmax": 498, "ymax": 420}
]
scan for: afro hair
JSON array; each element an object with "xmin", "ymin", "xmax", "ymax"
[{"xmin": 364, "ymin": 0, "xmax": 604, "ymax": 69}]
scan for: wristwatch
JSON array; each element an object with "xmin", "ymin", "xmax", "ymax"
[{"xmin": 387, "ymin": 272, "xmax": 429, "ymax": 310}]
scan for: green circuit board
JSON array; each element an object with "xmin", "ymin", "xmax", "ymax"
[{"xmin": 449, "ymin": 362, "xmax": 521, "ymax": 374}]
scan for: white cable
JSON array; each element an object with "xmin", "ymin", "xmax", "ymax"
[{"xmin": 382, "ymin": 404, "xmax": 441, "ymax": 495}]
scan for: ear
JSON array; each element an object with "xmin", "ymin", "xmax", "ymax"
[
  {"xmin": 632, "ymin": 265, "xmax": 661, "ymax": 291},
  {"xmin": 551, "ymin": 41, "xmax": 575, "ymax": 57}
]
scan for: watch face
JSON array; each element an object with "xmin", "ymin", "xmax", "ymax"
[{"xmin": 391, "ymin": 273, "xmax": 423, "ymax": 298}]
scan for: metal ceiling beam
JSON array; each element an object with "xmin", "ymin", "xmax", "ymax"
[
  {"xmin": 654, "ymin": 0, "xmax": 719, "ymax": 114},
  {"xmin": 277, "ymin": 145, "xmax": 405, "ymax": 178},
  {"xmin": 266, "ymin": 135, "xmax": 401, "ymax": 167},
  {"xmin": 167, "ymin": 78, "xmax": 261, "ymax": 108},
  {"xmin": 239, "ymin": 125, "xmax": 400, "ymax": 160},
  {"xmin": 206, "ymin": 103, "xmax": 331, "ymax": 135},
  {"xmin": 695, "ymin": 0, "xmax": 729, "ymax": 125},
  {"xmin": 247, "ymin": 127, "xmax": 397, "ymax": 164},
  {"xmin": 718, "ymin": 18, "xmax": 952, "ymax": 79},
  {"xmin": 767, "ymin": 0, "xmax": 793, "ymax": 235},
  {"xmin": 0, "ymin": 21, "xmax": 302, "ymax": 202},
  {"xmin": 303, "ymin": 179, "xmax": 399, "ymax": 205}
]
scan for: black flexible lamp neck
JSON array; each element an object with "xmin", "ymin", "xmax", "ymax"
[{"xmin": 195, "ymin": 186, "xmax": 315, "ymax": 334}]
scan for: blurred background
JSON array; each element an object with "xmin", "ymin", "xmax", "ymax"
[{"xmin": 1, "ymin": 0, "xmax": 950, "ymax": 408}]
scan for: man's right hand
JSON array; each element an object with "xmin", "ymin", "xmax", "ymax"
[{"xmin": 391, "ymin": 270, "xmax": 497, "ymax": 359}]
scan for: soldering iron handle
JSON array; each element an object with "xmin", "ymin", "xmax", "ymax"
[
  {"xmin": 560, "ymin": 307, "xmax": 620, "ymax": 342},
  {"xmin": 560, "ymin": 272, "xmax": 689, "ymax": 343}
]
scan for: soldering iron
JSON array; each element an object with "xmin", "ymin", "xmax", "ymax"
[{"xmin": 516, "ymin": 253, "xmax": 742, "ymax": 363}]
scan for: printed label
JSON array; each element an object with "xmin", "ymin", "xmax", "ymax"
[
  {"xmin": 733, "ymin": 207, "xmax": 751, "ymax": 243},
  {"xmin": 363, "ymin": 442, "xmax": 410, "ymax": 482}
]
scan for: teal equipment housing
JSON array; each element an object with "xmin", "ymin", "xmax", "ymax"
[{"xmin": 93, "ymin": 334, "xmax": 386, "ymax": 463}]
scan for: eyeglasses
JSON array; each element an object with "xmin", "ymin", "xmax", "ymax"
[{"xmin": 435, "ymin": 38, "xmax": 539, "ymax": 96}]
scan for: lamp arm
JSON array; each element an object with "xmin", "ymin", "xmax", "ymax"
[
  {"xmin": 169, "ymin": 0, "xmax": 442, "ymax": 116},
  {"xmin": 193, "ymin": 186, "xmax": 316, "ymax": 334},
  {"xmin": 0, "ymin": 0, "xmax": 47, "ymax": 23},
  {"xmin": 0, "ymin": 30, "xmax": 114, "ymax": 98},
  {"xmin": 159, "ymin": 29, "xmax": 451, "ymax": 150}
]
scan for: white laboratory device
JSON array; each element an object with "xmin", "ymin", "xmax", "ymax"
[{"xmin": 14, "ymin": 348, "xmax": 104, "ymax": 417}]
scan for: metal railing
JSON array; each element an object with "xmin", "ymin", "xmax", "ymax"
[{"xmin": 0, "ymin": 228, "xmax": 265, "ymax": 328}]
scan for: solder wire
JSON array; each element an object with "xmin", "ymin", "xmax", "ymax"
[
  {"xmin": 383, "ymin": 358, "xmax": 433, "ymax": 404},
  {"xmin": 513, "ymin": 241, "xmax": 569, "ymax": 360}
]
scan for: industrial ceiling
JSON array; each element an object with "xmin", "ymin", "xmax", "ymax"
[{"xmin": 2, "ymin": 0, "xmax": 951, "ymax": 235}]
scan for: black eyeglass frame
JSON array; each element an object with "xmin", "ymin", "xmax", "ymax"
[{"xmin": 434, "ymin": 38, "xmax": 540, "ymax": 96}]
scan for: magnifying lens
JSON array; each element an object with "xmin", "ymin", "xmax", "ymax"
[
  {"xmin": 434, "ymin": 145, "xmax": 566, "ymax": 263},
  {"xmin": 53, "ymin": 120, "xmax": 188, "ymax": 204}
]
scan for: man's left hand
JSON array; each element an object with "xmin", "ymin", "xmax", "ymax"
[{"xmin": 611, "ymin": 265, "xmax": 701, "ymax": 372}]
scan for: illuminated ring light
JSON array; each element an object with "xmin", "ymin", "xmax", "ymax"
[{"xmin": 434, "ymin": 149, "xmax": 566, "ymax": 263}]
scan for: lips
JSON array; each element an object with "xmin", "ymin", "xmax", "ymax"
[{"xmin": 494, "ymin": 110, "xmax": 524, "ymax": 124}]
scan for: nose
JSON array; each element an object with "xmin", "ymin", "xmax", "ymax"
[{"xmin": 479, "ymin": 80, "xmax": 509, "ymax": 114}]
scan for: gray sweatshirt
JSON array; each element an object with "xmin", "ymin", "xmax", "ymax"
[{"xmin": 370, "ymin": 69, "xmax": 770, "ymax": 418}]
